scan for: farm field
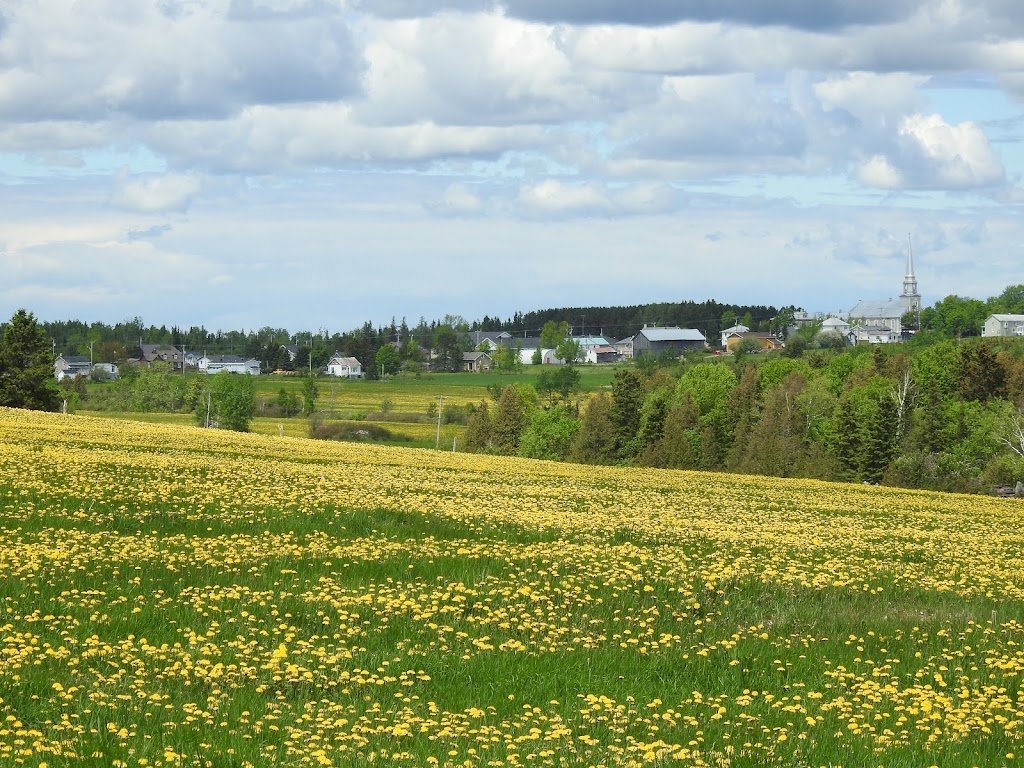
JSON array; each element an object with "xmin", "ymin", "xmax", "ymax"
[
  {"xmin": 85, "ymin": 412, "xmax": 467, "ymax": 447},
  {"xmin": 1, "ymin": 407, "xmax": 1023, "ymax": 767},
  {"xmin": 252, "ymin": 367, "xmax": 617, "ymax": 416}
]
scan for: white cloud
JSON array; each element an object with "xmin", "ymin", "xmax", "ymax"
[
  {"xmin": 857, "ymin": 155, "xmax": 905, "ymax": 188},
  {"xmin": 516, "ymin": 179, "xmax": 612, "ymax": 215},
  {"xmin": 0, "ymin": 0, "xmax": 362, "ymax": 122},
  {"xmin": 858, "ymin": 114, "xmax": 1004, "ymax": 189},
  {"xmin": 110, "ymin": 173, "xmax": 203, "ymax": 213}
]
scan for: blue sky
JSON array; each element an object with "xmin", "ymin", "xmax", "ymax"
[{"xmin": 1, "ymin": 0, "xmax": 1022, "ymax": 332}]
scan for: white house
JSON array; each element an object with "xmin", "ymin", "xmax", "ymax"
[
  {"xmin": 983, "ymin": 314, "xmax": 1024, "ymax": 337},
  {"xmin": 326, "ymin": 356, "xmax": 362, "ymax": 378},
  {"xmin": 720, "ymin": 324, "xmax": 750, "ymax": 347},
  {"xmin": 53, "ymin": 355, "xmax": 92, "ymax": 381},
  {"xmin": 199, "ymin": 355, "xmax": 262, "ymax": 375},
  {"xmin": 851, "ymin": 324, "xmax": 901, "ymax": 344}
]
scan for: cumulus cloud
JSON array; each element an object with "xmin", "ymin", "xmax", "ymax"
[
  {"xmin": 857, "ymin": 114, "xmax": 1004, "ymax": 189},
  {"xmin": 110, "ymin": 173, "xmax": 203, "ymax": 213},
  {"xmin": 0, "ymin": 0, "xmax": 362, "ymax": 122}
]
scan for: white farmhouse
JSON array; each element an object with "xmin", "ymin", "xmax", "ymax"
[{"xmin": 326, "ymin": 356, "xmax": 363, "ymax": 378}]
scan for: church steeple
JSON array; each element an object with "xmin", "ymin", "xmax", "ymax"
[{"xmin": 901, "ymin": 235, "xmax": 920, "ymax": 309}]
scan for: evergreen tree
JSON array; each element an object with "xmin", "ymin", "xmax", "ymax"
[
  {"xmin": 463, "ymin": 401, "xmax": 493, "ymax": 452},
  {"xmin": 636, "ymin": 387, "xmax": 672, "ymax": 450},
  {"xmin": 568, "ymin": 394, "xmax": 617, "ymax": 464},
  {"xmin": 737, "ymin": 374, "xmax": 805, "ymax": 477},
  {"xmin": 641, "ymin": 392, "xmax": 701, "ymax": 469},
  {"xmin": 610, "ymin": 368, "xmax": 645, "ymax": 459},
  {"xmin": 957, "ymin": 343, "xmax": 1006, "ymax": 403},
  {"xmin": 0, "ymin": 309, "xmax": 60, "ymax": 411},
  {"xmin": 912, "ymin": 386, "xmax": 947, "ymax": 453},
  {"xmin": 861, "ymin": 394, "xmax": 899, "ymax": 483},
  {"xmin": 725, "ymin": 365, "xmax": 761, "ymax": 471},
  {"xmin": 491, "ymin": 385, "xmax": 529, "ymax": 455},
  {"xmin": 833, "ymin": 397, "xmax": 863, "ymax": 482}
]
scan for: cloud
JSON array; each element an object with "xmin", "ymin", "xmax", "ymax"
[
  {"xmin": 110, "ymin": 173, "xmax": 203, "ymax": 213},
  {"xmin": 857, "ymin": 114, "xmax": 1005, "ymax": 189},
  {"xmin": 513, "ymin": 179, "xmax": 683, "ymax": 217},
  {"xmin": 364, "ymin": 0, "xmax": 923, "ymax": 30},
  {"xmin": 0, "ymin": 0, "xmax": 363, "ymax": 122},
  {"xmin": 516, "ymin": 179, "xmax": 612, "ymax": 216}
]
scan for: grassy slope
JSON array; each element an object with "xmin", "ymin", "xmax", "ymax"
[{"xmin": 0, "ymin": 408, "xmax": 1022, "ymax": 767}]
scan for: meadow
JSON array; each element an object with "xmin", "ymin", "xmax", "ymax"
[{"xmin": 0, "ymin": 407, "xmax": 1022, "ymax": 767}]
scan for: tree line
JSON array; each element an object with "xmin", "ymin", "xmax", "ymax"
[{"xmin": 462, "ymin": 335, "xmax": 1024, "ymax": 494}]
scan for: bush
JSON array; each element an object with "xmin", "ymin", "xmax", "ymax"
[
  {"xmin": 883, "ymin": 450, "xmax": 984, "ymax": 494},
  {"xmin": 309, "ymin": 422, "xmax": 411, "ymax": 443},
  {"xmin": 981, "ymin": 453, "xmax": 1024, "ymax": 488}
]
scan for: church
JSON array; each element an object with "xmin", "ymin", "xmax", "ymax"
[{"xmin": 847, "ymin": 242, "xmax": 921, "ymax": 344}]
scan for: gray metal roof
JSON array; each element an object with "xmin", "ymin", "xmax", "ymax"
[
  {"xmin": 638, "ymin": 327, "xmax": 706, "ymax": 342},
  {"xmin": 848, "ymin": 297, "xmax": 914, "ymax": 319}
]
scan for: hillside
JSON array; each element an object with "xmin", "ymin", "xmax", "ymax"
[{"xmin": 0, "ymin": 408, "xmax": 1022, "ymax": 766}]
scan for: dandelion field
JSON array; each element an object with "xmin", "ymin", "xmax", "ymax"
[{"xmin": 0, "ymin": 408, "xmax": 1022, "ymax": 767}]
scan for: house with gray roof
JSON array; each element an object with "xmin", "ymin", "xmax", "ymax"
[
  {"xmin": 199, "ymin": 355, "xmax": 261, "ymax": 375},
  {"xmin": 140, "ymin": 344, "xmax": 184, "ymax": 371},
  {"xmin": 53, "ymin": 355, "xmax": 92, "ymax": 381},
  {"xmin": 632, "ymin": 326, "xmax": 707, "ymax": 357},
  {"xmin": 983, "ymin": 314, "xmax": 1024, "ymax": 338}
]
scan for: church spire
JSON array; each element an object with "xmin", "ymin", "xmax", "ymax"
[{"xmin": 902, "ymin": 234, "xmax": 918, "ymax": 300}]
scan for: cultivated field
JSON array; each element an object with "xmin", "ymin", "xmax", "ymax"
[{"xmin": 0, "ymin": 407, "xmax": 1022, "ymax": 767}]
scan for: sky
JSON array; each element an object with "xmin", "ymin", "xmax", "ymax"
[{"xmin": 1, "ymin": 0, "xmax": 1023, "ymax": 334}]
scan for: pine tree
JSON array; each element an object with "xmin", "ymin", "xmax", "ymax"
[
  {"xmin": 491, "ymin": 385, "xmax": 528, "ymax": 455},
  {"xmin": 861, "ymin": 394, "xmax": 899, "ymax": 484},
  {"xmin": 463, "ymin": 401, "xmax": 493, "ymax": 452},
  {"xmin": 0, "ymin": 309, "xmax": 60, "ymax": 411},
  {"xmin": 610, "ymin": 368, "xmax": 645, "ymax": 459},
  {"xmin": 833, "ymin": 397, "xmax": 863, "ymax": 481},
  {"xmin": 957, "ymin": 343, "xmax": 1006, "ymax": 403},
  {"xmin": 725, "ymin": 365, "xmax": 761, "ymax": 471},
  {"xmin": 642, "ymin": 392, "xmax": 701, "ymax": 469},
  {"xmin": 912, "ymin": 386, "xmax": 947, "ymax": 453},
  {"xmin": 737, "ymin": 376, "xmax": 804, "ymax": 477},
  {"xmin": 568, "ymin": 394, "xmax": 617, "ymax": 465}
]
